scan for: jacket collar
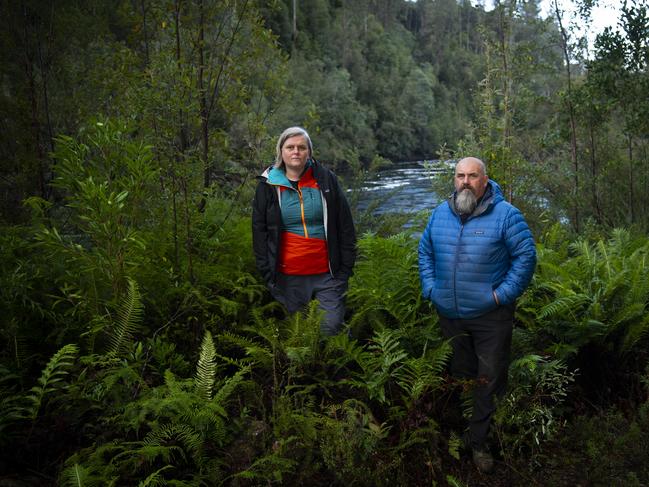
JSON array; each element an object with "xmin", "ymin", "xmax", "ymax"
[
  {"xmin": 261, "ymin": 159, "xmax": 315, "ymax": 188},
  {"xmin": 448, "ymin": 179, "xmax": 504, "ymax": 218}
]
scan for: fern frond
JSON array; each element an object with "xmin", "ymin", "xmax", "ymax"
[
  {"xmin": 347, "ymin": 329, "xmax": 409, "ymax": 403},
  {"xmin": 347, "ymin": 233, "xmax": 427, "ymax": 331},
  {"xmin": 143, "ymin": 423, "xmax": 199, "ymax": 458},
  {"xmin": 233, "ymin": 450, "xmax": 298, "ymax": 482},
  {"xmin": 282, "ymin": 302, "xmax": 323, "ymax": 368},
  {"xmin": 393, "ymin": 356, "xmax": 434, "ymax": 401},
  {"xmin": 393, "ymin": 340, "xmax": 451, "ymax": 401},
  {"xmin": 138, "ymin": 465, "xmax": 174, "ymax": 487},
  {"xmin": 217, "ymin": 331, "xmax": 273, "ymax": 368},
  {"xmin": 109, "ymin": 440, "xmax": 184, "ymax": 474},
  {"xmin": 25, "ymin": 343, "xmax": 79, "ymax": 420},
  {"xmin": 107, "ymin": 278, "xmax": 144, "ymax": 356},
  {"xmin": 368, "ymin": 330, "xmax": 408, "ymax": 370},
  {"xmin": 537, "ymin": 292, "xmax": 590, "ymax": 320},
  {"xmin": 59, "ymin": 463, "xmax": 94, "ymax": 487},
  {"xmin": 212, "ymin": 365, "xmax": 250, "ymax": 409},
  {"xmin": 195, "ymin": 331, "xmax": 216, "ymax": 400},
  {"xmin": 324, "ymin": 333, "xmax": 372, "ymax": 373},
  {"xmin": 621, "ymin": 313, "xmax": 649, "ymax": 353}
]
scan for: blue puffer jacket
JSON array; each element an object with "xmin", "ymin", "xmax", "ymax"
[{"xmin": 418, "ymin": 180, "xmax": 536, "ymax": 319}]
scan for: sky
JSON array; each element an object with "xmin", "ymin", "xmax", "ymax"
[
  {"xmin": 539, "ymin": 0, "xmax": 624, "ymax": 49},
  {"xmin": 472, "ymin": 0, "xmax": 625, "ymax": 49}
]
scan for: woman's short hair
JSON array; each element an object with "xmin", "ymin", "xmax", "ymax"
[{"xmin": 274, "ymin": 126, "xmax": 313, "ymax": 168}]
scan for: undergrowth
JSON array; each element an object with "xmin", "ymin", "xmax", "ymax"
[{"xmin": 1, "ymin": 127, "xmax": 649, "ymax": 485}]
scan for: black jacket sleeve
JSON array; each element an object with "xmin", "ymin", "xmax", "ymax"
[
  {"xmin": 332, "ymin": 174, "xmax": 357, "ymax": 279},
  {"xmin": 251, "ymin": 181, "xmax": 278, "ymax": 286}
]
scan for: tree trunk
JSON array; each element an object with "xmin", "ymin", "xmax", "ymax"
[
  {"xmin": 140, "ymin": 0, "xmax": 150, "ymax": 65},
  {"xmin": 628, "ymin": 134, "xmax": 634, "ymax": 225},
  {"xmin": 553, "ymin": 0, "xmax": 580, "ymax": 232},
  {"xmin": 292, "ymin": 0, "xmax": 297, "ymax": 50},
  {"xmin": 497, "ymin": 1, "xmax": 514, "ymax": 202},
  {"xmin": 198, "ymin": 0, "xmax": 210, "ymax": 189},
  {"xmin": 173, "ymin": 0, "xmax": 193, "ymax": 281},
  {"xmin": 22, "ymin": 4, "xmax": 47, "ymax": 198},
  {"xmin": 588, "ymin": 122, "xmax": 602, "ymax": 224}
]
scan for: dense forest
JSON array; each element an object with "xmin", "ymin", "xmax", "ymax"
[{"xmin": 1, "ymin": 0, "xmax": 649, "ymax": 485}]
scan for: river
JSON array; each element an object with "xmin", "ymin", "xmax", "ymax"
[{"xmin": 352, "ymin": 160, "xmax": 450, "ymax": 215}]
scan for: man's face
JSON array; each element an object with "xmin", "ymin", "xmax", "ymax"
[
  {"xmin": 281, "ymin": 135, "xmax": 310, "ymax": 174},
  {"xmin": 454, "ymin": 159, "xmax": 488, "ymax": 199}
]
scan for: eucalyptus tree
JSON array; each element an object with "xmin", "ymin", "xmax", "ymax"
[
  {"xmin": 582, "ymin": 0, "xmax": 649, "ymax": 228},
  {"xmin": 458, "ymin": 0, "xmax": 563, "ymax": 229}
]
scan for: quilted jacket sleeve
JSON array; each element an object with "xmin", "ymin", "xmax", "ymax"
[
  {"xmin": 418, "ymin": 212, "xmax": 437, "ymax": 301},
  {"xmin": 492, "ymin": 206, "xmax": 537, "ymax": 305}
]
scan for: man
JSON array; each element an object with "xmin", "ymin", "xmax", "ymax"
[{"xmin": 418, "ymin": 157, "xmax": 536, "ymax": 473}]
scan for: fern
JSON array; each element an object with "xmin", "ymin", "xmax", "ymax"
[
  {"xmin": 537, "ymin": 291, "xmax": 591, "ymax": 320},
  {"xmin": 143, "ymin": 423, "xmax": 201, "ymax": 458},
  {"xmin": 138, "ymin": 466, "xmax": 174, "ymax": 487},
  {"xmin": 217, "ymin": 330, "xmax": 274, "ymax": 368},
  {"xmin": 107, "ymin": 278, "xmax": 144, "ymax": 356},
  {"xmin": 323, "ymin": 333, "xmax": 372, "ymax": 374},
  {"xmin": 233, "ymin": 448, "xmax": 298, "ymax": 482},
  {"xmin": 138, "ymin": 465, "xmax": 174, "ymax": 487},
  {"xmin": 447, "ymin": 431, "xmax": 462, "ymax": 460},
  {"xmin": 347, "ymin": 233, "xmax": 428, "ymax": 334},
  {"xmin": 393, "ymin": 340, "xmax": 451, "ymax": 403},
  {"xmin": 24, "ymin": 343, "xmax": 79, "ymax": 421},
  {"xmin": 195, "ymin": 330, "xmax": 216, "ymax": 400},
  {"xmin": 59, "ymin": 463, "xmax": 98, "ymax": 487},
  {"xmin": 212, "ymin": 365, "xmax": 251, "ymax": 409},
  {"xmin": 283, "ymin": 301, "xmax": 324, "ymax": 368},
  {"xmin": 346, "ymin": 329, "xmax": 408, "ymax": 404},
  {"xmin": 621, "ymin": 313, "xmax": 649, "ymax": 352},
  {"xmin": 533, "ymin": 229, "xmax": 649, "ymax": 357}
]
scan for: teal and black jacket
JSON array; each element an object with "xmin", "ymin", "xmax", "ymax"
[{"xmin": 252, "ymin": 159, "xmax": 356, "ymax": 288}]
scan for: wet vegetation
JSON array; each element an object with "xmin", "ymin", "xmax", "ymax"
[{"xmin": 1, "ymin": 0, "xmax": 649, "ymax": 485}]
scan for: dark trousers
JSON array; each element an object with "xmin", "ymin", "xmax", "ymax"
[
  {"xmin": 438, "ymin": 305, "xmax": 514, "ymax": 449},
  {"xmin": 275, "ymin": 272, "xmax": 348, "ymax": 336}
]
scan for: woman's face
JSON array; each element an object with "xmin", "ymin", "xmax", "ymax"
[{"xmin": 281, "ymin": 135, "xmax": 309, "ymax": 175}]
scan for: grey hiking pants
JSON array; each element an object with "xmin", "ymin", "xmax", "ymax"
[
  {"xmin": 438, "ymin": 305, "xmax": 514, "ymax": 449},
  {"xmin": 274, "ymin": 272, "xmax": 349, "ymax": 336}
]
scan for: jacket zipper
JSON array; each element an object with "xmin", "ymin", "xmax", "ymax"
[
  {"xmin": 453, "ymin": 222, "xmax": 464, "ymax": 315},
  {"xmin": 296, "ymin": 186, "xmax": 309, "ymax": 238}
]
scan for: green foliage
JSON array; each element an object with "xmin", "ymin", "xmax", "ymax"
[
  {"xmin": 347, "ymin": 329, "xmax": 409, "ymax": 404},
  {"xmin": 493, "ymin": 354, "xmax": 575, "ymax": 463},
  {"xmin": 25, "ymin": 344, "xmax": 79, "ymax": 420},
  {"xmin": 57, "ymin": 333, "xmax": 253, "ymax": 485},
  {"xmin": 393, "ymin": 340, "xmax": 451, "ymax": 406},
  {"xmin": 107, "ymin": 278, "xmax": 144, "ymax": 357},
  {"xmin": 541, "ymin": 400, "xmax": 649, "ymax": 486},
  {"xmin": 523, "ymin": 227, "xmax": 649, "ymax": 358},
  {"xmin": 59, "ymin": 463, "xmax": 101, "ymax": 487},
  {"xmin": 319, "ymin": 399, "xmax": 389, "ymax": 484},
  {"xmin": 0, "ymin": 343, "xmax": 79, "ymax": 446},
  {"xmin": 195, "ymin": 330, "xmax": 217, "ymax": 401},
  {"xmin": 347, "ymin": 233, "xmax": 430, "ymax": 335},
  {"xmin": 2, "ymin": 0, "xmax": 649, "ymax": 483}
]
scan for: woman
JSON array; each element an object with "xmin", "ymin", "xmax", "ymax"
[{"xmin": 252, "ymin": 127, "xmax": 356, "ymax": 335}]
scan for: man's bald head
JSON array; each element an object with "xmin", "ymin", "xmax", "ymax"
[{"xmin": 455, "ymin": 157, "xmax": 488, "ymax": 200}]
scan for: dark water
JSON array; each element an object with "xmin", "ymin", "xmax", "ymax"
[{"xmin": 352, "ymin": 160, "xmax": 449, "ymax": 215}]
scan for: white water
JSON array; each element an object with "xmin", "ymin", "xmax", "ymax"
[{"xmin": 352, "ymin": 160, "xmax": 450, "ymax": 215}]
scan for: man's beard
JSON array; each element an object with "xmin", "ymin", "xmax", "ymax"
[{"xmin": 456, "ymin": 188, "xmax": 477, "ymax": 215}]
